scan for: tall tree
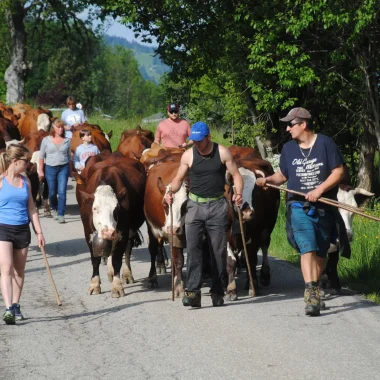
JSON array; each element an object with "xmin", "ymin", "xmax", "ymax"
[{"xmin": 3, "ymin": 0, "xmax": 96, "ymax": 104}]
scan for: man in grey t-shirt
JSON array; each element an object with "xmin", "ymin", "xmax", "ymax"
[{"xmin": 61, "ymin": 96, "xmax": 87, "ymax": 139}]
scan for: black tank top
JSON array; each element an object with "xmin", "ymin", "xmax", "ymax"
[{"xmin": 189, "ymin": 143, "xmax": 226, "ymax": 197}]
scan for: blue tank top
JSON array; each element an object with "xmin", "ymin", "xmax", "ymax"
[{"xmin": 0, "ymin": 175, "xmax": 29, "ymax": 225}]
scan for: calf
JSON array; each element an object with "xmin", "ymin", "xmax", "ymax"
[{"xmin": 76, "ymin": 154, "xmax": 146, "ymax": 298}]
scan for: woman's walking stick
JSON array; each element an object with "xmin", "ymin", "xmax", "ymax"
[
  {"xmin": 40, "ymin": 245, "xmax": 62, "ymax": 306},
  {"xmin": 169, "ymin": 202, "xmax": 175, "ymax": 301},
  {"xmin": 233, "ymin": 187, "xmax": 256, "ymax": 297}
]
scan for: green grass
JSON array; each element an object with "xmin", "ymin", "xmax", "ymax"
[
  {"xmin": 87, "ymin": 113, "xmax": 230, "ymax": 151},
  {"xmin": 269, "ymin": 193, "xmax": 380, "ymax": 302}
]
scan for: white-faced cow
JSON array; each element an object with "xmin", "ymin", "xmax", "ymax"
[{"xmin": 75, "ymin": 153, "xmax": 146, "ymax": 298}]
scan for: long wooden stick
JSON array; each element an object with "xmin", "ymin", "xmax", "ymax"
[
  {"xmin": 170, "ymin": 203, "xmax": 175, "ymax": 301},
  {"xmin": 40, "ymin": 245, "xmax": 62, "ymax": 306},
  {"xmin": 233, "ymin": 187, "xmax": 255, "ymax": 297},
  {"xmin": 266, "ymin": 184, "xmax": 380, "ymax": 222}
]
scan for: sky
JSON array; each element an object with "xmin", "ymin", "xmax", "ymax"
[{"xmin": 102, "ymin": 18, "xmax": 157, "ymax": 46}]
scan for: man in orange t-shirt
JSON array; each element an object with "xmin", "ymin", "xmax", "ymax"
[{"xmin": 154, "ymin": 103, "xmax": 193, "ymax": 148}]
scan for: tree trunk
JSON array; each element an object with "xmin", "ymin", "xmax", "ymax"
[
  {"xmin": 356, "ymin": 123, "xmax": 376, "ymax": 191},
  {"xmin": 4, "ymin": 1, "xmax": 27, "ymax": 104}
]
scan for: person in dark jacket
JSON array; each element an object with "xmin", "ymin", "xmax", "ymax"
[
  {"xmin": 165, "ymin": 122, "xmax": 243, "ymax": 308},
  {"xmin": 256, "ymin": 107, "xmax": 346, "ymax": 316}
]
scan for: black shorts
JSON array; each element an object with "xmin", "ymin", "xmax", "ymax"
[{"xmin": 0, "ymin": 223, "xmax": 31, "ymax": 249}]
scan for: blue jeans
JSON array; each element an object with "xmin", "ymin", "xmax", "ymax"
[{"xmin": 45, "ymin": 164, "xmax": 69, "ymax": 217}]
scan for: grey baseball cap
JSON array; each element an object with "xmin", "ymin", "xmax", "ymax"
[{"xmin": 279, "ymin": 107, "xmax": 312, "ymax": 122}]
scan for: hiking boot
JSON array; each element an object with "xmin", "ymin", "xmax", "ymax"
[
  {"xmin": 12, "ymin": 303, "xmax": 24, "ymax": 321},
  {"xmin": 211, "ymin": 293, "xmax": 225, "ymax": 307},
  {"xmin": 3, "ymin": 308, "xmax": 15, "ymax": 325},
  {"xmin": 304, "ymin": 286, "xmax": 321, "ymax": 316},
  {"xmin": 57, "ymin": 216, "xmax": 66, "ymax": 224},
  {"xmin": 182, "ymin": 290, "xmax": 201, "ymax": 308},
  {"xmin": 51, "ymin": 210, "xmax": 58, "ymax": 220}
]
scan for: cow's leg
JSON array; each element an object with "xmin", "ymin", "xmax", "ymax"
[
  {"xmin": 42, "ymin": 179, "xmax": 51, "ymax": 217},
  {"xmin": 163, "ymin": 245, "xmax": 170, "ymax": 267},
  {"xmin": 107, "ymin": 256, "xmax": 114, "ymax": 282},
  {"xmin": 245, "ymin": 240, "xmax": 260, "ymax": 296},
  {"xmin": 259, "ymin": 230, "xmax": 271, "ymax": 286},
  {"xmin": 111, "ymin": 245, "xmax": 125, "ymax": 298},
  {"xmin": 147, "ymin": 228, "xmax": 159, "ymax": 288},
  {"xmin": 225, "ymin": 243, "xmax": 238, "ymax": 301},
  {"xmin": 89, "ymin": 250, "xmax": 102, "ymax": 295},
  {"xmin": 326, "ymin": 250, "xmax": 341, "ymax": 294},
  {"xmin": 122, "ymin": 238, "xmax": 135, "ymax": 284},
  {"xmin": 173, "ymin": 247, "xmax": 185, "ymax": 298},
  {"xmin": 156, "ymin": 244, "xmax": 166, "ymax": 274}
]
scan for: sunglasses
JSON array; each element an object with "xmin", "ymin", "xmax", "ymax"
[
  {"xmin": 19, "ymin": 158, "xmax": 29, "ymax": 163},
  {"xmin": 287, "ymin": 121, "xmax": 302, "ymax": 128},
  {"xmin": 169, "ymin": 110, "xmax": 179, "ymax": 114}
]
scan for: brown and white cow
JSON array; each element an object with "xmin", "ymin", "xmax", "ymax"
[
  {"xmin": 75, "ymin": 154, "xmax": 146, "ymax": 297},
  {"xmin": 13, "ymin": 104, "xmax": 53, "ymax": 137},
  {"xmin": 143, "ymin": 153, "xmax": 188, "ymax": 296},
  {"xmin": 224, "ymin": 151, "xmax": 280, "ymax": 300}
]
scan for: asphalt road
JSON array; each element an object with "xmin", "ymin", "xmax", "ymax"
[{"xmin": 1, "ymin": 183, "xmax": 380, "ymax": 380}]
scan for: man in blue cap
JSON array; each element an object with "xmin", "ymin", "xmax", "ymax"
[{"xmin": 165, "ymin": 122, "xmax": 243, "ymax": 308}]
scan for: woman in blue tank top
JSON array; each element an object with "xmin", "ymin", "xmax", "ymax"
[{"xmin": 0, "ymin": 144, "xmax": 45, "ymax": 325}]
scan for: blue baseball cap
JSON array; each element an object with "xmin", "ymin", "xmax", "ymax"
[{"xmin": 188, "ymin": 122, "xmax": 210, "ymax": 141}]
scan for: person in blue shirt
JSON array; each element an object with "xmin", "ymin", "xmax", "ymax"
[
  {"xmin": 73, "ymin": 130, "xmax": 100, "ymax": 173},
  {"xmin": 256, "ymin": 107, "xmax": 345, "ymax": 317},
  {"xmin": 0, "ymin": 144, "xmax": 45, "ymax": 325},
  {"xmin": 61, "ymin": 96, "xmax": 87, "ymax": 139}
]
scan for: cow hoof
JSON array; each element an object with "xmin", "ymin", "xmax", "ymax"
[
  {"xmin": 156, "ymin": 263, "xmax": 167, "ymax": 275},
  {"xmin": 112, "ymin": 278, "xmax": 125, "ymax": 298},
  {"xmin": 88, "ymin": 276, "xmax": 101, "ymax": 295},
  {"xmin": 122, "ymin": 274, "xmax": 135, "ymax": 284},
  {"xmin": 174, "ymin": 280, "xmax": 185, "ymax": 298},
  {"xmin": 259, "ymin": 267, "xmax": 271, "ymax": 286},
  {"xmin": 224, "ymin": 291, "xmax": 238, "ymax": 301},
  {"xmin": 148, "ymin": 275, "xmax": 159, "ymax": 289}
]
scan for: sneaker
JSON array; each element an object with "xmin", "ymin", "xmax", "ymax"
[
  {"xmin": 182, "ymin": 290, "xmax": 201, "ymax": 308},
  {"xmin": 57, "ymin": 216, "xmax": 66, "ymax": 224},
  {"xmin": 3, "ymin": 308, "xmax": 15, "ymax": 325},
  {"xmin": 12, "ymin": 303, "xmax": 24, "ymax": 320},
  {"xmin": 211, "ymin": 293, "xmax": 225, "ymax": 307},
  {"xmin": 51, "ymin": 210, "xmax": 58, "ymax": 220},
  {"xmin": 304, "ymin": 286, "xmax": 321, "ymax": 316}
]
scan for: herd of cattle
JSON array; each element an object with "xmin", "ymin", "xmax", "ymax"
[{"xmin": 0, "ymin": 102, "xmax": 374, "ymax": 300}]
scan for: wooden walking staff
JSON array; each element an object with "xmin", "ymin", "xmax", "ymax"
[
  {"xmin": 266, "ymin": 184, "xmax": 380, "ymax": 222},
  {"xmin": 40, "ymin": 245, "xmax": 62, "ymax": 306},
  {"xmin": 233, "ymin": 187, "xmax": 256, "ymax": 297},
  {"xmin": 169, "ymin": 201, "xmax": 175, "ymax": 301}
]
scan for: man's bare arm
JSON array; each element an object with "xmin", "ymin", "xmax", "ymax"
[{"xmin": 256, "ymin": 168, "xmax": 288, "ymax": 187}]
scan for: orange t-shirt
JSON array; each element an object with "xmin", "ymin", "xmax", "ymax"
[{"xmin": 155, "ymin": 118, "xmax": 191, "ymax": 147}]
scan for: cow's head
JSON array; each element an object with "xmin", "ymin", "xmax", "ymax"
[
  {"xmin": 337, "ymin": 186, "xmax": 374, "ymax": 241},
  {"xmin": 236, "ymin": 167, "xmax": 255, "ymax": 222},
  {"xmin": 80, "ymin": 184, "xmax": 127, "ymax": 240},
  {"xmin": 158, "ymin": 177, "xmax": 188, "ymax": 236},
  {"xmin": 37, "ymin": 113, "xmax": 51, "ymax": 132}
]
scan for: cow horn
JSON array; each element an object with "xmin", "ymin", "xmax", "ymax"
[
  {"xmin": 353, "ymin": 188, "xmax": 374, "ymax": 196},
  {"xmin": 254, "ymin": 169, "xmax": 265, "ymax": 178}
]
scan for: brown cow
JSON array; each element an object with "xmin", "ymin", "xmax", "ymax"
[
  {"xmin": 224, "ymin": 148, "xmax": 280, "ymax": 300},
  {"xmin": 13, "ymin": 104, "xmax": 53, "ymax": 137},
  {"xmin": 140, "ymin": 146, "xmax": 186, "ymax": 169},
  {"xmin": 120, "ymin": 125, "xmax": 154, "ymax": 143},
  {"xmin": 0, "ymin": 103, "xmax": 20, "ymax": 127},
  {"xmin": 144, "ymin": 153, "xmax": 188, "ymax": 296},
  {"xmin": 117, "ymin": 134, "xmax": 153, "ymax": 159},
  {"xmin": 75, "ymin": 153, "xmax": 146, "ymax": 297},
  {"xmin": 0, "ymin": 117, "xmax": 22, "ymax": 141},
  {"xmin": 229, "ymin": 145, "xmax": 262, "ymax": 160}
]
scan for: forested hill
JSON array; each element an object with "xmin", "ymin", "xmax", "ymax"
[{"xmin": 105, "ymin": 35, "xmax": 169, "ymax": 83}]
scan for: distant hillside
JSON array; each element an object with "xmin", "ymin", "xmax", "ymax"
[{"xmin": 105, "ymin": 35, "xmax": 169, "ymax": 83}]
